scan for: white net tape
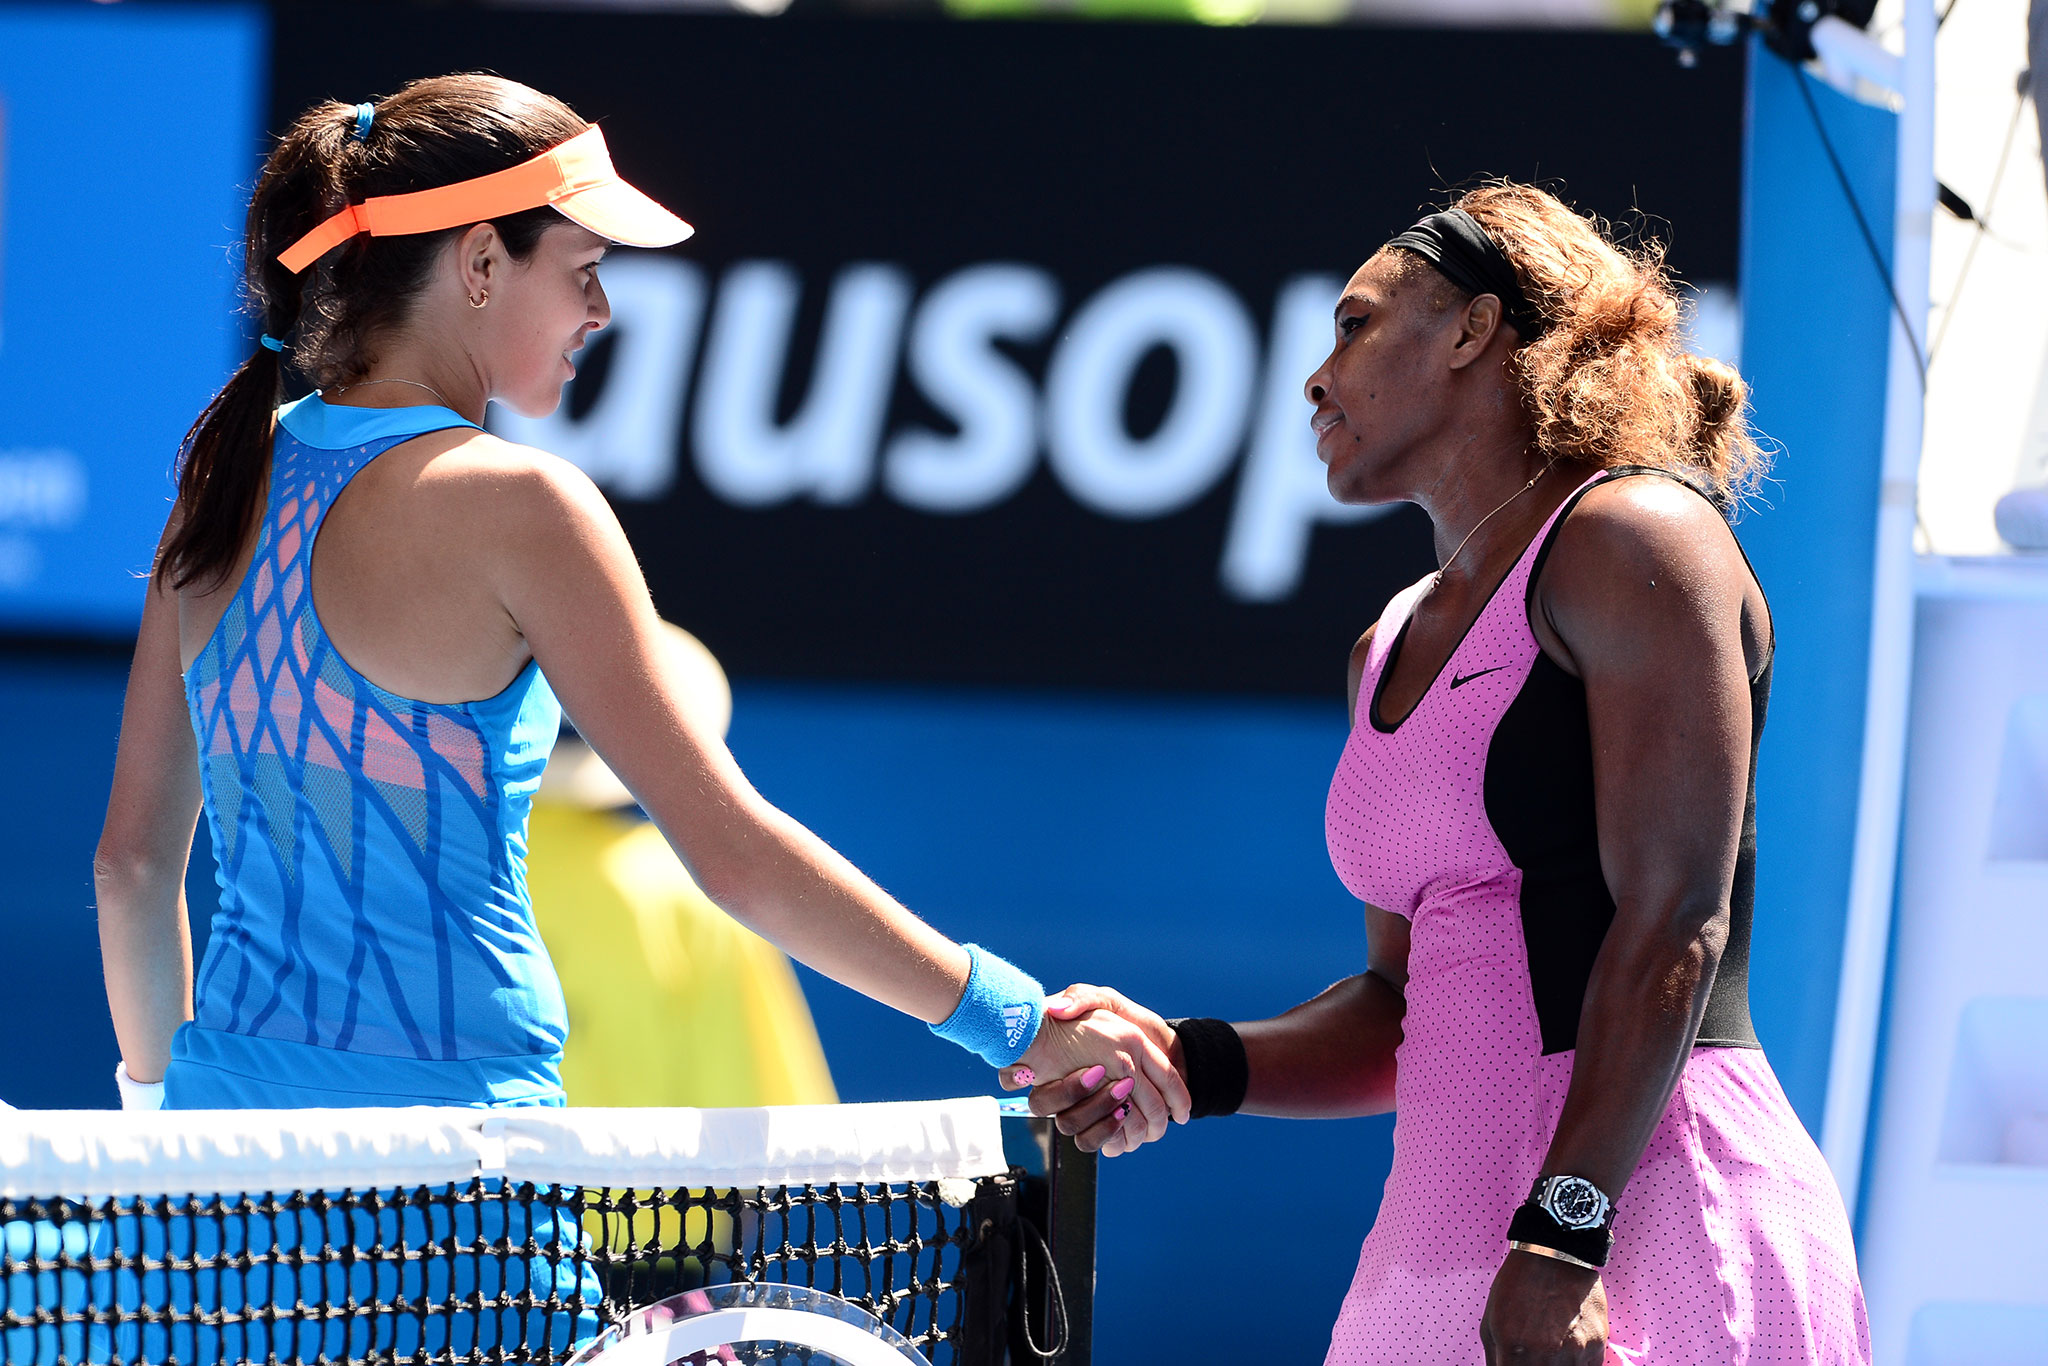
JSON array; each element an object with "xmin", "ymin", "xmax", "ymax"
[{"xmin": 0, "ymin": 1097, "xmax": 1008, "ymax": 1200}]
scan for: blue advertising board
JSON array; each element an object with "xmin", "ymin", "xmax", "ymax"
[
  {"xmin": 0, "ymin": 3, "xmax": 262, "ymax": 633},
  {"xmin": 1737, "ymin": 40, "xmax": 1896, "ymax": 1141}
]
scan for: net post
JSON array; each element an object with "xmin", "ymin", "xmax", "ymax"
[
  {"xmin": 1011, "ymin": 1115, "xmax": 1095, "ymax": 1365},
  {"xmin": 1046, "ymin": 1119, "xmax": 1096, "ymax": 1366}
]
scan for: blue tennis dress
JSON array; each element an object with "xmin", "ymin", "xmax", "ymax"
[
  {"xmin": 97, "ymin": 396, "xmax": 600, "ymax": 1363},
  {"xmin": 171, "ymin": 394, "xmax": 570, "ymax": 1109}
]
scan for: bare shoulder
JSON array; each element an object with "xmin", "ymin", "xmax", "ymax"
[
  {"xmin": 411, "ymin": 430, "xmax": 597, "ymax": 500},
  {"xmin": 1543, "ymin": 474, "xmax": 1745, "ymax": 602},
  {"xmin": 407, "ymin": 431, "xmax": 615, "ymax": 538},
  {"xmin": 1536, "ymin": 472, "xmax": 1751, "ymax": 672}
]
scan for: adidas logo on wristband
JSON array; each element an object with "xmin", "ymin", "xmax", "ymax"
[
  {"xmin": 930, "ymin": 946, "xmax": 1046, "ymax": 1067},
  {"xmin": 1003, "ymin": 1003, "xmax": 1035, "ymax": 1048}
]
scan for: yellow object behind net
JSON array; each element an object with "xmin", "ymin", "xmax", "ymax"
[{"xmin": 528, "ymin": 800, "xmax": 838, "ymax": 1112}]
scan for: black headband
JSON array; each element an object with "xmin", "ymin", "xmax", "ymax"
[{"xmin": 1383, "ymin": 207, "xmax": 1546, "ymax": 340}]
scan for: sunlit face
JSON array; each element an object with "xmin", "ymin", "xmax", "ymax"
[
  {"xmin": 1303, "ymin": 251, "xmax": 1462, "ymax": 505},
  {"xmin": 484, "ymin": 221, "xmax": 613, "ymax": 419}
]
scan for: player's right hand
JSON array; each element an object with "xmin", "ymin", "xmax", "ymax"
[
  {"xmin": 1003, "ymin": 1004, "xmax": 1187, "ymax": 1149},
  {"xmin": 1003, "ymin": 983, "xmax": 1190, "ymax": 1156}
]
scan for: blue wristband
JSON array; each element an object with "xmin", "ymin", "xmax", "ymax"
[{"xmin": 930, "ymin": 944, "xmax": 1045, "ymax": 1067}]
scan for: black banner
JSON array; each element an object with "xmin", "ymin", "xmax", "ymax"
[{"xmin": 270, "ymin": 12, "xmax": 1744, "ymax": 694}]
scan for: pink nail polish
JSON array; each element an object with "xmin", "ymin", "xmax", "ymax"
[
  {"xmin": 1114, "ymin": 1103, "xmax": 1130, "ymax": 1122},
  {"xmin": 1080, "ymin": 1065, "xmax": 1107, "ymax": 1089},
  {"xmin": 1110, "ymin": 1076, "xmax": 1135, "ymax": 1101},
  {"xmin": 1013, "ymin": 1067, "xmax": 1035, "ymax": 1086}
]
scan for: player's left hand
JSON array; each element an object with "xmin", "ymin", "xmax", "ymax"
[
  {"xmin": 1012, "ymin": 1058, "xmax": 1138, "ymax": 1154},
  {"xmin": 1479, "ymin": 1250, "xmax": 1607, "ymax": 1365}
]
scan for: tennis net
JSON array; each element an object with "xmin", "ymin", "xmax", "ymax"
[{"xmin": 0, "ymin": 1098, "xmax": 1086, "ymax": 1365}]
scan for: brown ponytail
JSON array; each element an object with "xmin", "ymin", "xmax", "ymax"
[
  {"xmin": 1438, "ymin": 182, "xmax": 1768, "ymax": 507},
  {"xmin": 156, "ymin": 74, "xmax": 588, "ymax": 592}
]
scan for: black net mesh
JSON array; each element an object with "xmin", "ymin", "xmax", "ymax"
[{"xmin": 0, "ymin": 1172, "xmax": 1022, "ymax": 1366}]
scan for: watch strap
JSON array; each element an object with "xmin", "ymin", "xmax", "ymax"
[{"xmin": 1507, "ymin": 1202, "xmax": 1614, "ymax": 1268}]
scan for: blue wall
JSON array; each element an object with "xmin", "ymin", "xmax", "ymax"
[
  {"xmin": 0, "ymin": 656, "xmax": 125, "ymax": 1101},
  {"xmin": 0, "ymin": 657, "xmax": 224, "ymax": 1108},
  {"xmin": 1736, "ymin": 39, "xmax": 1896, "ymax": 1133}
]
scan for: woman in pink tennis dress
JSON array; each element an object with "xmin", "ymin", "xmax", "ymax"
[{"xmin": 1014, "ymin": 183, "xmax": 1871, "ymax": 1365}]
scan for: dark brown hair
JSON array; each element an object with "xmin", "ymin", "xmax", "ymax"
[
  {"xmin": 1408, "ymin": 182, "xmax": 1767, "ymax": 505},
  {"xmin": 157, "ymin": 74, "xmax": 587, "ymax": 592}
]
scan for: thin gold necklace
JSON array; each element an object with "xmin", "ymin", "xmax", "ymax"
[
  {"xmin": 1433, "ymin": 457, "xmax": 1559, "ymax": 591},
  {"xmin": 328, "ymin": 378, "xmax": 456, "ymax": 409}
]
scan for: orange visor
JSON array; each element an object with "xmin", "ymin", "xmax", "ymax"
[{"xmin": 276, "ymin": 126, "xmax": 692, "ymax": 274}]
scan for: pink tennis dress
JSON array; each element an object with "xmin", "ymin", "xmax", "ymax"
[{"xmin": 1322, "ymin": 470, "xmax": 1871, "ymax": 1365}]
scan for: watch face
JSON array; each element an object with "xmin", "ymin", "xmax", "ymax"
[{"xmin": 1546, "ymin": 1178, "xmax": 1607, "ymax": 1229}]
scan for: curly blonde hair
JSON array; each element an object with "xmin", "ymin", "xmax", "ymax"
[{"xmin": 1436, "ymin": 182, "xmax": 1766, "ymax": 505}]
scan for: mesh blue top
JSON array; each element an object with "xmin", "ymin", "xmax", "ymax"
[{"xmin": 169, "ymin": 395, "xmax": 569, "ymax": 1109}]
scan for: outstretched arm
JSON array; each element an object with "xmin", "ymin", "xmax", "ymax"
[
  {"xmin": 1018, "ymin": 905, "xmax": 1410, "ymax": 1154},
  {"xmin": 1239, "ymin": 930, "xmax": 1406, "ymax": 1118},
  {"xmin": 490, "ymin": 446, "xmax": 1190, "ymax": 1128}
]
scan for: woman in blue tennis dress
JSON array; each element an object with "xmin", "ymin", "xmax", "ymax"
[
  {"xmin": 173, "ymin": 393, "xmax": 572, "ymax": 1111},
  {"xmin": 90, "ymin": 72, "xmax": 1187, "ymax": 1361}
]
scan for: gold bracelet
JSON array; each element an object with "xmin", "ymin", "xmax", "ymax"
[{"xmin": 1507, "ymin": 1239, "xmax": 1601, "ymax": 1273}]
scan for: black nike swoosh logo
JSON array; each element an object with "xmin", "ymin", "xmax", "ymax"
[{"xmin": 1449, "ymin": 666, "xmax": 1509, "ymax": 689}]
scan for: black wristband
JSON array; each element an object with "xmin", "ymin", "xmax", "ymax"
[
  {"xmin": 1506, "ymin": 1203, "xmax": 1614, "ymax": 1269},
  {"xmin": 1166, "ymin": 1017, "xmax": 1248, "ymax": 1119}
]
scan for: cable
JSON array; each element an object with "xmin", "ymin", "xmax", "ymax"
[
  {"xmin": 1927, "ymin": 87, "xmax": 2030, "ymax": 366},
  {"xmin": 1012, "ymin": 1214, "xmax": 1068, "ymax": 1361},
  {"xmin": 1792, "ymin": 60, "xmax": 1929, "ymax": 390}
]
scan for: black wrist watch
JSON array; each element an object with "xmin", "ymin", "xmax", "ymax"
[
  {"xmin": 1530, "ymin": 1175, "xmax": 1614, "ymax": 1231},
  {"xmin": 1506, "ymin": 1174, "xmax": 1617, "ymax": 1269}
]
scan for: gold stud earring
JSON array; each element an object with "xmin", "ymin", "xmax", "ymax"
[{"xmin": 468, "ymin": 288, "xmax": 489, "ymax": 309}]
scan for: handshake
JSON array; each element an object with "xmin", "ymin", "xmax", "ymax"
[{"xmin": 998, "ymin": 984, "xmax": 1202, "ymax": 1158}]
